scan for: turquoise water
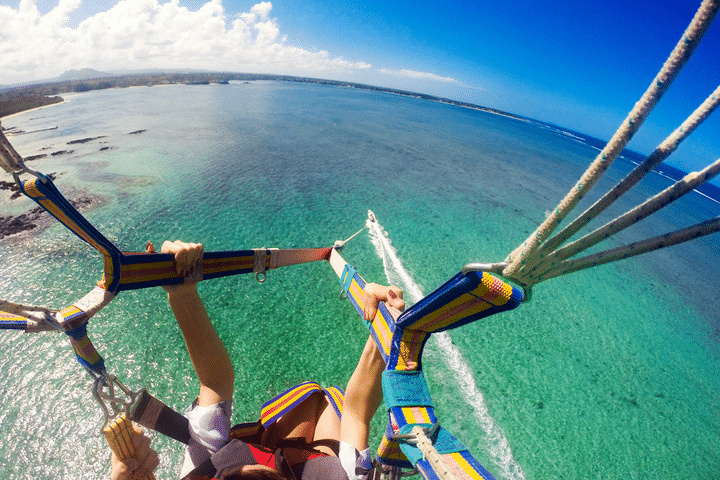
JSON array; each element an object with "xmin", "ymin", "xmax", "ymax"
[{"xmin": 1, "ymin": 82, "xmax": 718, "ymax": 479}]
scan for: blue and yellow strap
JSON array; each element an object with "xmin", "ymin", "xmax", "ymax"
[{"xmin": 329, "ymin": 248, "xmax": 513, "ymax": 480}]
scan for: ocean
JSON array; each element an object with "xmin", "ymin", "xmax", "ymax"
[{"xmin": 0, "ymin": 81, "xmax": 718, "ymax": 479}]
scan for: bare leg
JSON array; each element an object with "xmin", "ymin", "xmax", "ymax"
[
  {"xmin": 262, "ymin": 393, "xmax": 324, "ymax": 447},
  {"xmin": 313, "ymin": 397, "xmax": 342, "ymax": 455}
]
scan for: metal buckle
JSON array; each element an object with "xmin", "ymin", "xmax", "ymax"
[{"xmin": 92, "ymin": 374, "xmax": 140, "ymax": 432}]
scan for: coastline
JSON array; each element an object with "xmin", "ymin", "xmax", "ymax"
[
  {"xmin": 0, "ymin": 92, "xmax": 91, "ymax": 123},
  {"xmin": 1, "ymin": 102, "xmax": 60, "ymax": 123},
  {"xmin": 1, "ymin": 106, "xmax": 113, "ymax": 241}
]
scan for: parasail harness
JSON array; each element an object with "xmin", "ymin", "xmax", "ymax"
[{"xmin": 1, "ymin": 2, "xmax": 719, "ymax": 479}]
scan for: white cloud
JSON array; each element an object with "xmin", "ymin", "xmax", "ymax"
[
  {"xmin": 379, "ymin": 68, "xmax": 460, "ymax": 84},
  {"xmin": 0, "ymin": 0, "xmax": 372, "ymax": 83}
]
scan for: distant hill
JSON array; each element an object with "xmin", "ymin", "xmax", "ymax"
[{"xmin": 52, "ymin": 68, "xmax": 114, "ymax": 82}]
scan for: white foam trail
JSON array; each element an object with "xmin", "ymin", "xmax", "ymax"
[{"xmin": 366, "ymin": 216, "xmax": 526, "ymax": 480}]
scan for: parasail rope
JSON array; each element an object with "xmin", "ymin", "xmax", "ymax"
[
  {"xmin": 521, "ymin": 158, "xmax": 720, "ymax": 284},
  {"xmin": 536, "ymin": 215, "xmax": 720, "ymax": 282},
  {"xmin": 528, "ymin": 84, "xmax": 720, "ymax": 265},
  {"xmin": 502, "ymin": 0, "xmax": 720, "ymax": 287}
]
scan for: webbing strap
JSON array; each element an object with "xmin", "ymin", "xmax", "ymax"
[
  {"xmin": 0, "ymin": 310, "xmax": 27, "ymax": 330},
  {"xmin": 329, "ymin": 249, "xmax": 508, "ymax": 479},
  {"xmin": 21, "ymin": 175, "xmax": 121, "ymax": 258},
  {"xmin": 385, "ymin": 271, "xmax": 522, "ymax": 372},
  {"xmin": 416, "ymin": 450, "xmax": 496, "ymax": 480},
  {"xmin": 323, "ymin": 386, "xmax": 345, "ymax": 420},
  {"xmin": 17, "ymin": 174, "xmax": 332, "ymax": 295},
  {"xmin": 130, "ymin": 389, "xmax": 191, "ymax": 445},
  {"xmin": 382, "ymin": 370, "xmax": 433, "ymax": 409},
  {"xmin": 114, "ymin": 248, "xmax": 333, "ymax": 292},
  {"xmin": 0, "ymin": 130, "xmax": 26, "ymax": 174},
  {"xmin": 330, "ymin": 251, "xmax": 397, "ymax": 361},
  {"xmin": 396, "ymin": 271, "xmax": 523, "ymax": 333},
  {"xmin": 65, "ymin": 323, "xmax": 106, "ymax": 374},
  {"xmin": 260, "ymin": 381, "xmax": 323, "ymax": 428}
]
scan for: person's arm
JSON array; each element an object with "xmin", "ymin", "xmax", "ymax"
[
  {"xmin": 340, "ymin": 283, "xmax": 405, "ymax": 451},
  {"xmin": 147, "ymin": 240, "xmax": 235, "ymax": 406}
]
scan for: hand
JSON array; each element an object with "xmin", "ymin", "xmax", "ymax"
[
  {"xmin": 146, "ymin": 240, "xmax": 204, "ymax": 293},
  {"xmin": 109, "ymin": 425, "xmax": 159, "ymax": 480},
  {"xmin": 362, "ymin": 283, "xmax": 405, "ymax": 321}
]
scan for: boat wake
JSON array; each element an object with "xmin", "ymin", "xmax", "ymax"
[{"xmin": 366, "ymin": 213, "xmax": 526, "ymax": 480}]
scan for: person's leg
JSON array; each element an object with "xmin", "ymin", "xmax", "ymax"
[
  {"xmin": 313, "ymin": 396, "xmax": 342, "ymax": 455},
  {"xmin": 261, "ymin": 392, "xmax": 324, "ymax": 446}
]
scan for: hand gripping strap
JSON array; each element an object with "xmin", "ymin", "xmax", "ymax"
[
  {"xmin": 335, "ymin": 256, "xmax": 396, "ymax": 360},
  {"xmin": 104, "ymin": 414, "xmax": 156, "ymax": 480}
]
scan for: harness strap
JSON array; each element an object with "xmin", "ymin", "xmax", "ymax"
[
  {"xmin": 260, "ymin": 381, "xmax": 347, "ymax": 428},
  {"xmin": 130, "ymin": 389, "xmax": 192, "ymax": 444},
  {"xmin": 183, "ymin": 437, "xmax": 339, "ymax": 480},
  {"xmin": 329, "ymin": 247, "xmax": 503, "ymax": 479},
  {"xmin": 182, "ymin": 439, "xmax": 256, "ymax": 480},
  {"xmin": 275, "ymin": 438, "xmax": 338, "ymax": 480},
  {"xmin": 128, "ymin": 383, "xmax": 344, "ymax": 448}
]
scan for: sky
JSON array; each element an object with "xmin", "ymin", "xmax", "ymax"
[{"xmin": 0, "ymin": 0, "xmax": 718, "ymax": 174}]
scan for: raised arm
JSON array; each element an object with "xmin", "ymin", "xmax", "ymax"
[
  {"xmin": 147, "ymin": 240, "xmax": 235, "ymax": 406},
  {"xmin": 340, "ymin": 283, "xmax": 405, "ymax": 451}
]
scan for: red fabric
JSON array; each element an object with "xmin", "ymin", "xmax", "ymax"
[{"xmin": 248, "ymin": 443, "xmax": 276, "ymax": 467}]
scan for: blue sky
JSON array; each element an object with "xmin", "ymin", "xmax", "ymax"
[{"xmin": 1, "ymin": 0, "xmax": 718, "ymax": 174}]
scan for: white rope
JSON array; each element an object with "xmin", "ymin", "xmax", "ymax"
[
  {"xmin": 334, "ymin": 225, "xmax": 367, "ymax": 248},
  {"xmin": 503, "ymin": 0, "xmax": 719, "ymax": 281},
  {"xmin": 502, "ymin": 0, "xmax": 719, "ymax": 286},
  {"xmin": 528, "ymin": 84, "xmax": 720, "ymax": 267},
  {"xmin": 409, "ymin": 426, "xmax": 461, "ymax": 480},
  {"xmin": 0, "ymin": 130, "xmax": 25, "ymax": 174},
  {"xmin": 522, "ymin": 158, "xmax": 720, "ymax": 284},
  {"xmin": 536, "ymin": 215, "xmax": 720, "ymax": 282}
]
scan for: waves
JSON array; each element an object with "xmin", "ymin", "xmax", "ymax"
[{"xmin": 366, "ymin": 215, "xmax": 526, "ymax": 480}]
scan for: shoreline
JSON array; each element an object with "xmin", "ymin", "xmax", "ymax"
[
  {"xmin": 0, "ymin": 93, "xmax": 88, "ymax": 123},
  {"xmin": 1, "ymin": 102, "xmax": 58, "ymax": 122}
]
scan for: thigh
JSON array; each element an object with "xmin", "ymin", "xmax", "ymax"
[
  {"xmin": 261, "ymin": 391, "xmax": 323, "ymax": 446},
  {"xmin": 312, "ymin": 397, "xmax": 341, "ymax": 456}
]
